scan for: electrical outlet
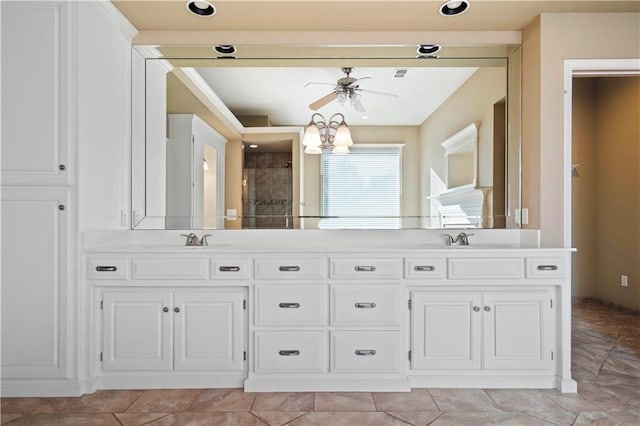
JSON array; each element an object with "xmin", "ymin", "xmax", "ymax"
[
  {"xmin": 521, "ymin": 208, "xmax": 529, "ymax": 225},
  {"xmin": 621, "ymin": 275, "xmax": 628, "ymax": 287},
  {"xmin": 514, "ymin": 208, "xmax": 521, "ymax": 225}
]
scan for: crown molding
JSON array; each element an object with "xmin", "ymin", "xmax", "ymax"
[{"xmin": 95, "ymin": 0, "xmax": 138, "ymax": 41}]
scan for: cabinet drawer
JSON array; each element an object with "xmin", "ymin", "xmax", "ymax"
[
  {"xmin": 131, "ymin": 257, "xmax": 209, "ymax": 280},
  {"xmin": 87, "ymin": 257, "xmax": 128, "ymax": 280},
  {"xmin": 330, "ymin": 258, "xmax": 402, "ymax": 279},
  {"xmin": 255, "ymin": 285, "xmax": 326, "ymax": 326},
  {"xmin": 254, "ymin": 331, "xmax": 326, "ymax": 373},
  {"xmin": 254, "ymin": 256, "xmax": 327, "ymax": 280},
  {"xmin": 525, "ymin": 257, "xmax": 566, "ymax": 279},
  {"xmin": 211, "ymin": 257, "xmax": 251, "ymax": 280},
  {"xmin": 448, "ymin": 257, "xmax": 523, "ymax": 280},
  {"xmin": 404, "ymin": 258, "xmax": 446, "ymax": 279},
  {"xmin": 331, "ymin": 331, "xmax": 402, "ymax": 373},
  {"xmin": 330, "ymin": 285, "xmax": 400, "ymax": 326}
]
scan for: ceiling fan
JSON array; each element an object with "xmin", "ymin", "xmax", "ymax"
[{"xmin": 305, "ymin": 67, "xmax": 398, "ymax": 112}]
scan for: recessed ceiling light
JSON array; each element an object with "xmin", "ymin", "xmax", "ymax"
[
  {"xmin": 439, "ymin": 0, "xmax": 469, "ymax": 17},
  {"xmin": 417, "ymin": 44, "xmax": 441, "ymax": 55},
  {"xmin": 249, "ymin": 144, "xmax": 258, "ymax": 149},
  {"xmin": 186, "ymin": 1, "xmax": 216, "ymax": 17}
]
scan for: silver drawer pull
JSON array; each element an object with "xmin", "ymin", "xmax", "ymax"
[
  {"xmin": 279, "ymin": 266, "xmax": 301, "ymax": 272},
  {"xmin": 279, "ymin": 302, "xmax": 300, "ymax": 309},
  {"xmin": 95, "ymin": 266, "xmax": 117, "ymax": 272},
  {"xmin": 537, "ymin": 265, "xmax": 558, "ymax": 271},
  {"xmin": 414, "ymin": 265, "xmax": 435, "ymax": 272},
  {"xmin": 354, "ymin": 266, "xmax": 376, "ymax": 272},
  {"xmin": 355, "ymin": 349, "xmax": 376, "ymax": 356},
  {"xmin": 219, "ymin": 266, "xmax": 240, "ymax": 272},
  {"xmin": 355, "ymin": 302, "xmax": 376, "ymax": 309},
  {"xmin": 278, "ymin": 350, "xmax": 300, "ymax": 356}
]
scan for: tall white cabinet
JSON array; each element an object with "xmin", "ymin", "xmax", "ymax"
[{"xmin": 1, "ymin": 1, "xmax": 75, "ymax": 396}]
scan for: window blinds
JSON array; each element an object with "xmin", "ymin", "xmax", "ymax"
[{"xmin": 320, "ymin": 147, "xmax": 401, "ymax": 229}]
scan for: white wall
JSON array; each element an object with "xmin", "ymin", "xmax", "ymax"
[{"xmin": 77, "ymin": 2, "xmax": 136, "ymax": 230}]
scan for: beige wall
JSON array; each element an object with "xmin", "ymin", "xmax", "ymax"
[
  {"xmin": 594, "ymin": 77, "xmax": 640, "ymax": 310},
  {"xmin": 302, "ymin": 125, "xmax": 420, "ymax": 228},
  {"xmin": 522, "ymin": 12, "xmax": 640, "ymax": 247},
  {"xmin": 224, "ymin": 139, "xmax": 243, "ymax": 229},
  {"xmin": 420, "ymin": 67, "xmax": 507, "ymax": 222}
]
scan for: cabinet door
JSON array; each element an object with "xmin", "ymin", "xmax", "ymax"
[
  {"xmin": 102, "ymin": 292, "xmax": 173, "ymax": 371},
  {"xmin": 173, "ymin": 292, "xmax": 244, "ymax": 371},
  {"xmin": 411, "ymin": 292, "xmax": 482, "ymax": 370},
  {"xmin": 1, "ymin": 2, "xmax": 71, "ymax": 185},
  {"xmin": 482, "ymin": 291, "xmax": 554, "ymax": 371},
  {"xmin": 1, "ymin": 188, "xmax": 71, "ymax": 379}
]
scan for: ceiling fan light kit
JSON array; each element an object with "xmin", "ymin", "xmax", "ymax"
[
  {"xmin": 302, "ymin": 113, "xmax": 354, "ymax": 155},
  {"xmin": 439, "ymin": 0, "xmax": 470, "ymax": 16},
  {"xmin": 186, "ymin": 0, "xmax": 216, "ymax": 17}
]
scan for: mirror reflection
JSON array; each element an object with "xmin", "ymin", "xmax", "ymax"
[{"xmin": 132, "ymin": 46, "xmax": 521, "ymax": 230}]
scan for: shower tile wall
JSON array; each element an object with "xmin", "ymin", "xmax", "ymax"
[{"xmin": 243, "ymin": 152, "xmax": 293, "ymax": 229}]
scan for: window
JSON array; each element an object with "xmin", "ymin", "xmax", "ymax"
[{"xmin": 320, "ymin": 146, "xmax": 402, "ymax": 229}]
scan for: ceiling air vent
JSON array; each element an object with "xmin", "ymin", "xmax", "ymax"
[{"xmin": 393, "ymin": 69, "xmax": 408, "ymax": 79}]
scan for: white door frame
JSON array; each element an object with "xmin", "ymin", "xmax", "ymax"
[{"xmin": 562, "ymin": 59, "xmax": 640, "ymax": 248}]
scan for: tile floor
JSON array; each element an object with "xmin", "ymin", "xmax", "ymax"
[{"xmin": 1, "ymin": 301, "xmax": 639, "ymax": 425}]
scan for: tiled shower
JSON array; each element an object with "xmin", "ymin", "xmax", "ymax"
[{"xmin": 242, "ymin": 151, "xmax": 293, "ymax": 229}]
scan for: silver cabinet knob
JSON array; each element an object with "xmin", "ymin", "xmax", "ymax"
[
  {"xmin": 162, "ymin": 307, "xmax": 169, "ymax": 313},
  {"xmin": 484, "ymin": 306, "xmax": 491, "ymax": 312},
  {"xmin": 278, "ymin": 350, "xmax": 300, "ymax": 356},
  {"xmin": 174, "ymin": 307, "xmax": 180, "ymax": 313},
  {"xmin": 473, "ymin": 306, "xmax": 480, "ymax": 312}
]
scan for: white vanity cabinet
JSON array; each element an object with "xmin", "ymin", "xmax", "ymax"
[
  {"xmin": 102, "ymin": 290, "xmax": 245, "ymax": 372},
  {"xmin": 411, "ymin": 289, "xmax": 554, "ymax": 372}
]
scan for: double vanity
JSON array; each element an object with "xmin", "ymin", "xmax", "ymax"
[{"xmin": 83, "ymin": 230, "xmax": 577, "ymax": 394}]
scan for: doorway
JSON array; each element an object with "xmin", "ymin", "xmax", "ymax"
[{"xmin": 568, "ymin": 69, "xmax": 640, "ymax": 310}]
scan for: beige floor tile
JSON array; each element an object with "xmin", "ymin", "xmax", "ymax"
[
  {"xmin": 126, "ymin": 389, "xmax": 201, "ymax": 413},
  {"xmin": 55, "ymin": 390, "xmax": 143, "ymax": 413},
  {"xmin": 429, "ymin": 389, "xmax": 501, "ymax": 412},
  {"xmin": 251, "ymin": 392, "xmax": 314, "ymax": 411},
  {"xmin": 146, "ymin": 412, "xmax": 268, "ymax": 425},
  {"xmin": 430, "ymin": 411, "xmax": 552, "ymax": 425},
  {"xmin": 543, "ymin": 382, "xmax": 628, "ymax": 412},
  {"xmin": 114, "ymin": 412, "xmax": 171, "ymax": 426},
  {"xmin": 315, "ymin": 392, "xmax": 376, "ymax": 411},
  {"xmin": 485, "ymin": 389, "xmax": 566, "ymax": 413},
  {"xmin": 523, "ymin": 410, "xmax": 578, "ymax": 426},
  {"xmin": 0, "ymin": 413, "xmax": 25, "ymax": 424},
  {"xmin": 386, "ymin": 411, "xmax": 443, "ymax": 426},
  {"xmin": 573, "ymin": 409, "xmax": 640, "ymax": 425},
  {"xmin": 0, "ymin": 397, "xmax": 60, "ymax": 414},
  {"xmin": 3, "ymin": 413, "xmax": 121, "ymax": 425},
  {"xmin": 601, "ymin": 351, "xmax": 640, "ymax": 378},
  {"xmin": 189, "ymin": 388, "xmax": 256, "ymax": 412},
  {"xmin": 251, "ymin": 411, "xmax": 308, "ymax": 425},
  {"xmin": 372, "ymin": 389, "xmax": 438, "ymax": 412},
  {"xmin": 288, "ymin": 411, "xmax": 411, "ymax": 426}
]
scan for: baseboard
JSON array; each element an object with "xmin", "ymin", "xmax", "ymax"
[
  {"xmin": 98, "ymin": 374, "xmax": 245, "ymax": 390},
  {"xmin": 573, "ymin": 297, "xmax": 640, "ymax": 316},
  {"xmin": 1, "ymin": 378, "xmax": 96, "ymax": 397},
  {"xmin": 410, "ymin": 375, "xmax": 558, "ymax": 391}
]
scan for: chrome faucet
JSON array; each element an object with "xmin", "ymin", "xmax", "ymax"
[
  {"xmin": 442, "ymin": 232, "xmax": 474, "ymax": 246},
  {"xmin": 181, "ymin": 233, "xmax": 211, "ymax": 247}
]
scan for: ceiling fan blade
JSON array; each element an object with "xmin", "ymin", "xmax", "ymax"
[
  {"xmin": 305, "ymin": 82, "xmax": 337, "ymax": 88},
  {"xmin": 347, "ymin": 76, "xmax": 372, "ymax": 88},
  {"xmin": 357, "ymin": 88, "xmax": 399, "ymax": 98},
  {"xmin": 309, "ymin": 91, "xmax": 338, "ymax": 111},
  {"xmin": 350, "ymin": 93, "xmax": 366, "ymax": 113}
]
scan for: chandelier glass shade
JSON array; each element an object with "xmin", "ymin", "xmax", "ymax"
[{"xmin": 301, "ymin": 113, "xmax": 353, "ymax": 155}]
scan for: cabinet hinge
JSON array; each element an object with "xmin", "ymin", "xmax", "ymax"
[
  {"xmin": 550, "ymin": 299, "xmax": 553, "ymax": 308},
  {"xmin": 408, "ymin": 299, "xmax": 412, "ymax": 310},
  {"xmin": 100, "ymin": 300, "xmax": 103, "ymax": 310},
  {"xmin": 243, "ymin": 351, "xmax": 247, "ymax": 361},
  {"xmin": 408, "ymin": 350, "xmax": 412, "ymax": 361},
  {"xmin": 100, "ymin": 352, "xmax": 103, "ymax": 362},
  {"xmin": 243, "ymin": 300, "xmax": 247, "ymax": 310},
  {"xmin": 551, "ymin": 350, "xmax": 554, "ymax": 360}
]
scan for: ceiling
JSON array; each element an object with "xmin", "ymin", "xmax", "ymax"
[
  {"xmin": 195, "ymin": 66, "xmax": 479, "ymax": 126},
  {"xmin": 113, "ymin": 1, "xmax": 639, "ymax": 32}
]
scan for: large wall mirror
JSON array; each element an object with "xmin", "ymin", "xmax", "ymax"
[{"xmin": 132, "ymin": 44, "xmax": 522, "ymax": 230}]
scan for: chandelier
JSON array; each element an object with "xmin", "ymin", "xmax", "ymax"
[{"xmin": 301, "ymin": 113, "xmax": 353, "ymax": 155}]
